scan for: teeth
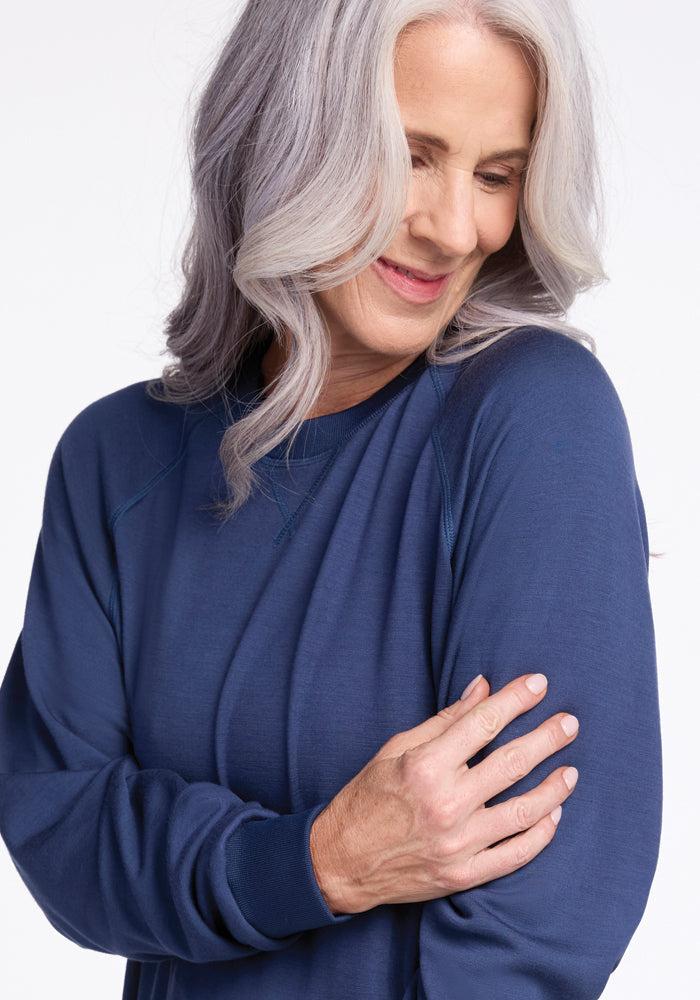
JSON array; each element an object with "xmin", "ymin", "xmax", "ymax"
[
  {"xmin": 382, "ymin": 259, "xmax": 442, "ymax": 282},
  {"xmin": 394, "ymin": 264, "xmax": 421, "ymax": 280}
]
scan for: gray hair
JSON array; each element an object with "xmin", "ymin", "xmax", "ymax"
[{"xmin": 154, "ymin": 0, "xmax": 604, "ymax": 510}]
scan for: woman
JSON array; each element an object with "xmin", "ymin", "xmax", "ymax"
[{"xmin": 0, "ymin": 1, "xmax": 661, "ymax": 998}]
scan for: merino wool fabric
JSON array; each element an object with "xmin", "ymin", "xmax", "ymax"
[{"xmin": 0, "ymin": 328, "xmax": 661, "ymax": 999}]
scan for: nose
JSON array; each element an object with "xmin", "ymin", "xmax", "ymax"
[{"xmin": 407, "ymin": 168, "xmax": 478, "ymax": 259}]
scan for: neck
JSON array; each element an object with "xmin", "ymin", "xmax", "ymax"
[{"xmin": 261, "ymin": 341, "xmax": 422, "ymax": 419}]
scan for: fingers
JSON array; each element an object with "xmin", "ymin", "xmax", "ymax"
[
  {"xmin": 460, "ymin": 808, "xmax": 563, "ymax": 890},
  {"xmin": 375, "ymin": 675, "xmax": 491, "ymax": 759},
  {"xmin": 428, "ymin": 673, "xmax": 552, "ymax": 766},
  {"xmin": 472, "ymin": 764, "xmax": 578, "ymax": 854},
  {"xmin": 470, "ymin": 712, "xmax": 578, "ymax": 803},
  {"xmin": 458, "ymin": 674, "xmax": 490, "ymax": 711},
  {"xmin": 317, "ymin": 675, "xmax": 580, "ymax": 910},
  {"xmin": 449, "ymin": 766, "xmax": 578, "ymax": 891}
]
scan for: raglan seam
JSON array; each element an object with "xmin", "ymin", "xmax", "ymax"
[
  {"xmin": 106, "ymin": 414, "xmax": 208, "ymax": 627},
  {"xmin": 428, "ymin": 363, "xmax": 456, "ymax": 555},
  {"xmin": 431, "ymin": 428, "xmax": 455, "ymax": 554}
]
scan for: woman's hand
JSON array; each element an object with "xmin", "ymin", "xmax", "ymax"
[{"xmin": 309, "ymin": 673, "xmax": 578, "ymax": 914}]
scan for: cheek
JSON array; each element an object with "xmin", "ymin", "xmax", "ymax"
[
  {"xmin": 477, "ymin": 197, "xmax": 520, "ymax": 255},
  {"xmin": 315, "ymin": 273, "xmax": 375, "ymax": 335},
  {"xmin": 317, "ymin": 277, "xmax": 359, "ymax": 317}
]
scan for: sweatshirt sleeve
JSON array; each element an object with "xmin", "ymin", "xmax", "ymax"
[
  {"xmin": 0, "ymin": 396, "xmax": 342, "ymax": 964},
  {"xmin": 415, "ymin": 331, "xmax": 662, "ymax": 999}
]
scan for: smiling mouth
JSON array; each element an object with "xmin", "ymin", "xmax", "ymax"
[
  {"xmin": 381, "ymin": 258, "xmax": 448, "ymax": 282},
  {"xmin": 372, "ymin": 256, "xmax": 451, "ymax": 304}
]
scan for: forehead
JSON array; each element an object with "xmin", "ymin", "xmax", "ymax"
[{"xmin": 394, "ymin": 20, "xmax": 537, "ymax": 155}]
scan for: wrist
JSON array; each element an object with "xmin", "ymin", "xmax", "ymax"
[{"xmin": 309, "ymin": 805, "xmax": 359, "ymax": 916}]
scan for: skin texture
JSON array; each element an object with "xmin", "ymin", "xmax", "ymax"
[
  {"xmin": 305, "ymin": 22, "xmax": 578, "ymax": 915},
  {"xmin": 311, "ymin": 675, "xmax": 578, "ymax": 914},
  {"xmin": 308, "ymin": 20, "xmax": 536, "ymax": 415}
]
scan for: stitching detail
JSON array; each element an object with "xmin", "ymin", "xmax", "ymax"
[
  {"xmin": 108, "ymin": 450, "xmax": 188, "ymax": 535},
  {"xmin": 260, "ymin": 374, "xmax": 423, "ymax": 469},
  {"xmin": 273, "ymin": 444, "xmax": 341, "ymax": 545},
  {"xmin": 269, "ymin": 470, "xmax": 292, "ymax": 523},
  {"xmin": 431, "ymin": 427, "xmax": 454, "ymax": 554},
  {"xmin": 106, "ymin": 417, "xmax": 203, "ymax": 632},
  {"xmin": 428, "ymin": 364, "xmax": 455, "ymax": 554},
  {"xmin": 429, "ymin": 364, "xmax": 447, "ymax": 407},
  {"xmin": 108, "ymin": 570, "xmax": 120, "ymax": 626}
]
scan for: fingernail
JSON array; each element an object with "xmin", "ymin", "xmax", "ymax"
[
  {"xmin": 551, "ymin": 806, "xmax": 562, "ymax": 826},
  {"xmin": 460, "ymin": 675, "xmax": 482, "ymax": 700},
  {"xmin": 563, "ymin": 766, "xmax": 578, "ymax": 790},
  {"xmin": 525, "ymin": 673, "xmax": 547, "ymax": 694},
  {"xmin": 561, "ymin": 715, "xmax": 579, "ymax": 738}
]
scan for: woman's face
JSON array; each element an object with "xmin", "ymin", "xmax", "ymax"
[{"xmin": 314, "ymin": 20, "xmax": 538, "ymax": 370}]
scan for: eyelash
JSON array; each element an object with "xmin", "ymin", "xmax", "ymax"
[
  {"xmin": 478, "ymin": 172, "xmax": 513, "ymax": 190},
  {"xmin": 410, "ymin": 155, "xmax": 514, "ymax": 190}
]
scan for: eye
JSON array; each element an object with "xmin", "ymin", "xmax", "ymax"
[
  {"xmin": 408, "ymin": 143, "xmax": 432, "ymax": 171},
  {"xmin": 477, "ymin": 171, "xmax": 513, "ymax": 190}
]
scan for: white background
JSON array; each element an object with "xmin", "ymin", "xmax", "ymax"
[{"xmin": 1, "ymin": 1, "xmax": 697, "ymax": 996}]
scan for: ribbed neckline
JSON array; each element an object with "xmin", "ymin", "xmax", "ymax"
[{"xmin": 229, "ymin": 344, "xmax": 428, "ymax": 462}]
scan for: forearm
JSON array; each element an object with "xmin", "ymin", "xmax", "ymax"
[{"xmin": 0, "ymin": 641, "xmax": 343, "ymax": 962}]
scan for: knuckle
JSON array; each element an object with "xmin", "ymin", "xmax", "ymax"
[
  {"xmin": 546, "ymin": 720, "xmax": 566, "ymax": 752},
  {"xmin": 501, "ymin": 744, "xmax": 530, "ymax": 783},
  {"xmin": 474, "ymin": 705, "xmax": 501, "ymax": 742},
  {"xmin": 509, "ymin": 682, "xmax": 531, "ymax": 712},
  {"xmin": 433, "ymin": 830, "xmax": 462, "ymax": 861},
  {"xmin": 511, "ymin": 837, "xmax": 535, "ymax": 869},
  {"xmin": 512, "ymin": 797, "xmax": 533, "ymax": 832},
  {"xmin": 424, "ymin": 792, "xmax": 458, "ymax": 833},
  {"xmin": 400, "ymin": 746, "xmax": 436, "ymax": 786}
]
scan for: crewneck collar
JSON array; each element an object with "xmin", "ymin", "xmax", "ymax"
[{"xmin": 231, "ymin": 346, "xmax": 428, "ymax": 462}]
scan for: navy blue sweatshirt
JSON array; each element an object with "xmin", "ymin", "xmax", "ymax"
[{"xmin": 0, "ymin": 328, "xmax": 661, "ymax": 999}]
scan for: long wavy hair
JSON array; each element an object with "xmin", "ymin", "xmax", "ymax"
[{"xmin": 153, "ymin": 0, "xmax": 604, "ymax": 511}]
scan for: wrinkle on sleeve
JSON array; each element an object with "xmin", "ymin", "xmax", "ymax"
[
  {"xmin": 415, "ymin": 330, "xmax": 661, "ymax": 999},
  {"xmin": 0, "ymin": 394, "xmax": 343, "ymax": 964}
]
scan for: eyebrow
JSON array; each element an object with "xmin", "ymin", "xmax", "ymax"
[{"xmin": 405, "ymin": 131, "xmax": 530, "ymax": 163}]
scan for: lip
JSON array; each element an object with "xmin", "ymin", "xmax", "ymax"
[{"xmin": 371, "ymin": 256, "xmax": 451, "ymax": 305}]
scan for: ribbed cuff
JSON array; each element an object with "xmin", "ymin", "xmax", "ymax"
[{"xmin": 225, "ymin": 805, "xmax": 349, "ymax": 939}]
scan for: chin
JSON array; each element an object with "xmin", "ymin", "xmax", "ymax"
[{"xmin": 369, "ymin": 316, "xmax": 451, "ymax": 359}]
